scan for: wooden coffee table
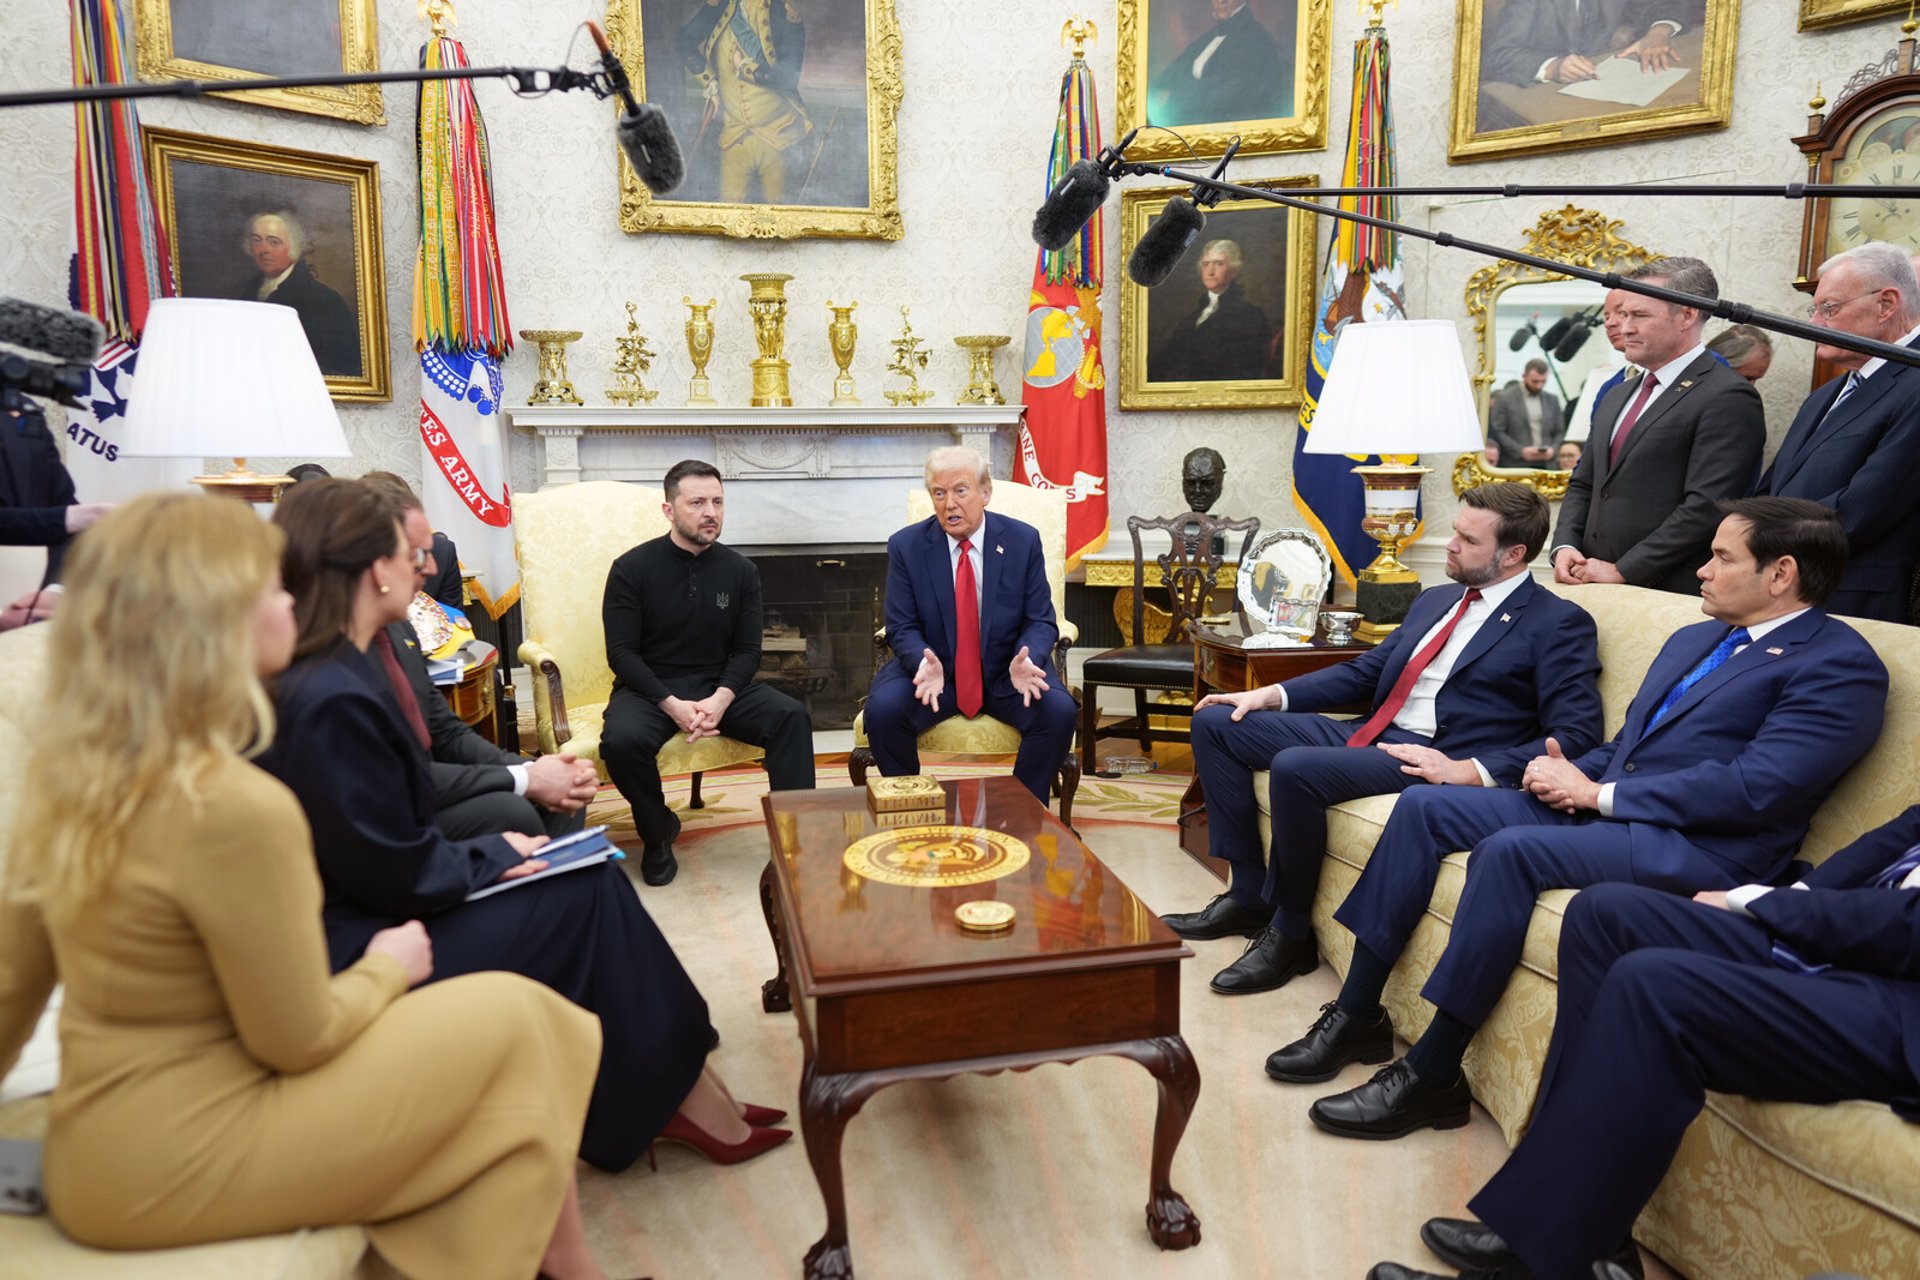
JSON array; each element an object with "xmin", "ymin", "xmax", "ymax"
[{"xmin": 758, "ymin": 777, "xmax": 1200, "ymax": 1279}]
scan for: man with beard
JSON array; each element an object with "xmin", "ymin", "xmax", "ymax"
[
  {"xmin": 1163, "ymin": 484, "xmax": 1603, "ymax": 1003},
  {"xmin": 598, "ymin": 459, "xmax": 814, "ymax": 885},
  {"xmin": 1149, "ymin": 239, "xmax": 1272, "ymax": 383}
]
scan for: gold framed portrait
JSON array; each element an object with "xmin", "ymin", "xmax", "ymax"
[
  {"xmin": 1118, "ymin": 176, "xmax": 1316, "ymax": 411},
  {"xmin": 606, "ymin": 0, "xmax": 903, "ymax": 240},
  {"xmin": 1799, "ymin": 0, "xmax": 1911, "ymax": 31},
  {"xmin": 134, "ymin": 0, "xmax": 385, "ymax": 126},
  {"xmin": 143, "ymin": 127, "xmax": 391, "ymax": 403},
  {"xmin": 1116, "ymin": 0, "xmax": 1331, "ymax": 160},
  {"xmin": 1448, "ymin": 0, "xmax": 1738, "ymax": 164}
]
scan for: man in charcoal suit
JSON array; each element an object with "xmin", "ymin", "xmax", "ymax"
[
  {"xmin": 1487, "ymin": 359, "xmax": 1566, "ymax": 466},
  {"xmin": 1480, "ymin": 0, "xmax": 1702, "ymax": 87},
  {"xmin": 1269, "ymin": 499, "xmax": 1889, "ymax": 1143},
  {"xmin": 1755, "ymin": 241, "xmax": 1920, "ymax": 623}
]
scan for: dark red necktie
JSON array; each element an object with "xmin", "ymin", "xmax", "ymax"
[
  {"xmin": 954, "ymin": 539, "xmax": 983, "ymax": 717},
  {"xmin": 1608, "ymin": 372, "xmax": 1659, "ymax": 466},
  {"xmin": 372, "ymin": 629, "xmax": 433, "ymax": 751},
  {"xmin": 1347, "ymin": 588, "xmax": 1482, "ymax": 747}
]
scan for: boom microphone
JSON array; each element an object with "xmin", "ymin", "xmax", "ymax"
[
  {"xmin": 0, "ymin": 297, "xmax": 104, "ymax": 363},
  {"xmin": 585, "ymin": 21, "xmax": 684, "ymax": 195},
  {"xmin": 1538, "ymin": 312, "xmax": 1576, "ymax": 351},
  {"xmin": 1553, "ymin": 322, "xmax": 1594, "ymax": 362},
  {"xmin": 1126, "ymin": 197, "xmax": 1205, "ymax": 287},
  {"xmin": 1508, "ymin": 315, "xmax": 1538, "ymax": 352},
  {"xmin": 1031, "ymin": 127, "xmax": 1141, "ymax": 252}
]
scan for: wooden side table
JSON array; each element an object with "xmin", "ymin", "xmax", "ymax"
[
  {"xmin": 1179, "ymin": 624, "xmax": 1370, "ymax": 874},
  {"xmin": 435, "ymin": 640, "xmax": 500, "ymax": 745}
]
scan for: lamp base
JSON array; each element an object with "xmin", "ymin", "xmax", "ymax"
[
  {"xmin": 1345, "ymin": 461, "xmax": 1429, "ymax": 644},
  {"xmin": 1353, "ymin": 578, "xmax": 1420, "ymax": 644},
  {"xmin": 191, "ymin": 459, "xmax": 293, "ymax": 504}
]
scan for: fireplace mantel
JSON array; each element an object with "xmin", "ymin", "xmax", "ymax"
[{"xmin": 508, "ymin": 404, "xmax": 1025, "ymax": 546}]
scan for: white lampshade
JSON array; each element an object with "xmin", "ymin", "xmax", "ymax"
[
  {"xmin": 1301, "ymin": 319, "xmax": 1485, "ymax": 456},
  {"xmin": 119, "ymin": 298, "xmax": 350, "ymax": 460}
]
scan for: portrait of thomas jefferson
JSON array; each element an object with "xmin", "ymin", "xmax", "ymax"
[{"xmin": 1147, "ymin": 238, "xmax": 1273, "ymax": 384}]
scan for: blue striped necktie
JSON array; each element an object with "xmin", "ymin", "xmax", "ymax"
[
  {"xmin": 1770, "ymin": 841, "xmax": 1920, "ymax": 974},
  {"xmin": 1648, "ymin": 626, "xmax": 1749, "ymax": 729}
]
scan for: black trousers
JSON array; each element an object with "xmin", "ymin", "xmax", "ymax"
[
  {"xmin": 601, "ymin": 678, "xmax": 815, "ymax": 846},
  {"xmin": 435, "ymin": 789, "xmax": 586, "ymax": 841}
]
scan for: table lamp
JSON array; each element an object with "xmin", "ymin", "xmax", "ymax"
[
  {"xmin": 118, "ymin": 297, "xmax": 351, "ymax": 502},
  {"xmin": 1302, "ymin": 318, "xmax": 1485, "ymax": 644}
]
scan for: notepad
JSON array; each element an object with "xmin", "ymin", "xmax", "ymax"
[
  {"xmin": 1557, "ymin": 56, "xmax": 1688, "ymax": 108},
  {"xmin": 466, "ymin": 826, "xmax": 625, "ymax": 901}
]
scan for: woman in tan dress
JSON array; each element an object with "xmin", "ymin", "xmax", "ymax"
[{"xmin": 0, "ymin": 493, "xmax": 614, "ymax": 1280}]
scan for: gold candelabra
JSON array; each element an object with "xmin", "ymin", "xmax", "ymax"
[
  {"xmin": 606, "ymin": 302, "xmax": 658, "ymax": 405},
  {"xmin": 683, "ymin": 297, "xmax": 717, "ymax": 405},
  {"xmin": 519, "ymin": 329, "xmax": 584, "ymax": 405},
  {"xmin": 883, "ymin": 306, "xmax": 933, "ymax": 406},
  {"xmin": 740, "ymin": 273, "xmax": 794, "ymax": 407}
]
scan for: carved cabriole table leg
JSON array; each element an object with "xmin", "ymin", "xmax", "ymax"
[
  {"xmin": 799, "ymin": 1062, "xmax": 878, "ymax": 1280},
  {"xmin": 1126, "ymin": 1033, "xmax": 1202, "ymax": 1249},
  {"xmin": 759, "ymin": 860, "xmax": 792, "ymax": 1013}
]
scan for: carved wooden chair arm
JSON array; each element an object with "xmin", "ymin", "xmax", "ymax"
[{"xmin": 517, "ymin": 638, "xmax": 573, "ymax": 748}]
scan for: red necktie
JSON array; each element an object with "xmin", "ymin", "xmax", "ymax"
[
  {"xmin": 1347, "ymin": 588, "xmax": 1482, "ymax": 747},
  {"xmin": 1608, "ymin": 372, "xmax": 1659, "ymax": 466},
  {"xmin": 372, "ymin": 629, "xmax": 433, "ymax": 751},
  {"xmin": 954, "ymin": 539, "xmax": 983, "ymax": 717}
]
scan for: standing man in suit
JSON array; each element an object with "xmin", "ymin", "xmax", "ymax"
[
  {"xmin": 1374, "ymin": 805, "xmax": 1920, "ymax": 1280},
  {"xmin": 1552, "ymin": 257, "xmax": 1765, "ymax": 594},
  {"xmin": 1487, "ymin": 359, "xmax": 1566, "ymax": 466},
  {"xmin": 1755, "ymin": 241, "xmax": 1920, "ymax": 623},
  {"xmin": 865, "ymin": 445, "xmax": 1076, "ymax": 806},
  {"xmin": 1479, "ymin": 0, "xmax": 1698, "ymax": 87},
  {"xmin": 600, "ymin": 459, "xmax": 815, "ymax": 886},
  {"xmin": 1147, "ymin": 0, "xmax": 1293, "ymax": 126},
  {"xmin": 360, "ymin": 474, "xmax": 596, "ymax": 842},
  {"xmin": 1270, "ymin": 499, "xmax": 1888, "ymax": 1140},
  {"xmin": 1163, "ymin": 485, "xmax": 1603, "ymax": 999}
]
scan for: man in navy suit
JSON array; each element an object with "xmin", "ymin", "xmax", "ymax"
[
  {"xmin": 1755, "ymin": 241, "xmax": 1920, "ymax": 623},
  {"xmin": 865, "ymin": 446, "xmax": 1076, "ymax": 805},
  {"xmin": 1372, "ymin": 806, "xmax": 1920, "ymax": 1280},
  {"xmin": 1163, "ymin": 484, "xmax": 1604, "ymax": 1000},
  {"xmin": 1272, "ymin": 497, "xmax": 1889, "ymax": 1141}
]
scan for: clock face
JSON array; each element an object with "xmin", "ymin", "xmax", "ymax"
[{"xmin": 1828, "ymin": 109, "xmax": 1920, "ymax": 256}]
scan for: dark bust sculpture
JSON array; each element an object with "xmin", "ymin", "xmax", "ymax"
[{"xmin": 1182, "ymin": 447, "xmax": 1225, "ymax": 513}]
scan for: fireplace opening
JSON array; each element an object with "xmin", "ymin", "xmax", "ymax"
[{"xmin": 748, "ymin": 548, "xmax": 889, "ymax": 730}]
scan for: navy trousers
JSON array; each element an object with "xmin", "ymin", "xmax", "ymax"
[
  {"xmin": 1190, "ymin": 704, "xmax": 1426, "ymax": 930},
  {"xmin": 1335, "ymin": 787, "xmax": 1734, "ymax": 1028},
  {"xmin": 864, "ymin": 664, "xmax": 1076, "ymax": 805},
  {"xmin": 1470, "ymin": 883, "xmax": 1918, "ymax": 1280}
]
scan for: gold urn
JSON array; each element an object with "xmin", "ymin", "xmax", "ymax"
[
  {"xmin": 683, "ymin": 296, "xmax": 717, "ymax": 406},
  {"xmin": 739, "ymin": 272, "xmax": 794, "ymax": 407},
  {"xmin": 826, "ymin": 300, "xmax": 860, "ymax": 406}
]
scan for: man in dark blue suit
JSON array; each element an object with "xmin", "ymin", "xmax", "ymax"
[
  {"xmin": 1755, "ymin": 241, "xmax": 1920, "ymax": 623},
  {"xmin": 1371, "ymin": 805, "xmax": 1920, "ymax": 1280},
  {"xmin": 1272, "ymin": 497, "xmax": 1890, "ymax": 1141},
  {"xmin": 1163, "ymin": 484, "xmax": 1604, "ymax": 999},
  {"xmin": 866, "ymin": 446, "xmax": 1076, "ymax": 804}
]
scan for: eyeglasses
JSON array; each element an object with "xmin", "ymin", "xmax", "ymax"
[
  {"xmin": 1805, "ymin": 291, "xmax": 1879, "ymax": 319},
  {"xmin": 407, "ymin": 545, "xmax": 433, "ymax": 570}
]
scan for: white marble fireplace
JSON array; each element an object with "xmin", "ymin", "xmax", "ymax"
[{"xmin": 507, "ymin": 404, "xmax": 1026, "ymax": 547}]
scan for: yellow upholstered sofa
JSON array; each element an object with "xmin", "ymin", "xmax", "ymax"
[
  {"xmin": 514, "ymin": 480, "xmax": 766, "ymax": 805},
  {"xmin": 0, "ymin": 624, "xmax": 372, "ymax": 1277},
  {"xmin": 1247, "ymin": 581, "xmax": 1920, "ymax": 1279}
]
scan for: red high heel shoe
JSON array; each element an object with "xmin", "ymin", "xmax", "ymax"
[
  {"xmin": 740, "ymin": 1103, "xmax": 787, "ymax": 1126},
  {"xmin": 647, "ymin": 1114, "xmax": 792, "ymax": 1169}
]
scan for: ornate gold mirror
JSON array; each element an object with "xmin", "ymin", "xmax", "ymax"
[{"xmin": 1453, "ymin": 206, "xmax": 1656, "ymax": 498}]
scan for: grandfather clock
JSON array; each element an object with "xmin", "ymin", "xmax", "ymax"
[{"xmin": 1793, "ymin": 18, "xmax": 1920, "ymax": 388}]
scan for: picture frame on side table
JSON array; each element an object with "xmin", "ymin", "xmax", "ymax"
[
  {"xmin": 134, "ymin": 0, "xmax": 385, "ymax": 125},
  {"xmin": 143, "ymin": 126, "xmax": 391, "ymax": 403},
  {"xmin": 1119, "ymin": 176, "xmax": 1316, "ymax": 411},
  {"xmin": 1448, "ymin": 0, "xmax": 1738, "ymax": 164},
  {"xmin": 606, "ymin": 0, "xmax": 904, "ymax": 240},
  {"xmin": 1116, "ymin": 0, "xmax": 1331, "ymax": 160}
]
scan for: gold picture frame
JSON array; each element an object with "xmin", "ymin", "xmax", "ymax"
[
  {"xmin": 1448, "ymin": 0, "xmax": 1739, "ymax": 164},
  {"xmin": 1116, "ymin": 0, "xmax": 1331, "ymax": 160},
  {"xmin": 606, "ymin": 0, "xmax": 904, "ymax": 240},
  {"xmin": 144, "ymin": 127, "xmax": 391, "ymax": 403},
  {"xmin": 1118, "ymin": 176, "xmax": 1316, "ymax": 411},
  {"xmin": 134, "ymin": 0, "xmax": 385, "ymax": 126},
  {"xmin": 1799, "ymin": 0, "xmax": 1912, "ymax": 31}
]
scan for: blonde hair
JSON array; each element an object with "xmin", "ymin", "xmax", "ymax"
[{"xmin": 5, "ymin": 493, "xmax": 283, "ymax": 919}]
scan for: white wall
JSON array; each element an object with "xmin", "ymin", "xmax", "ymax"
[{"xmin": 0, "ymin": 1, "xmax": 1903, "ymax": 547}]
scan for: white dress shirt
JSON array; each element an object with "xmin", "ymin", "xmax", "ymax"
[
  {"xmin": 255, "ymin": 263, "xmax": 296, "ymax": 301},
  {"xmin": 1595, "ymin": 608, "xmax": 1809, "ymax": 817},
  {"xmin": 1195, "ymin": 290, "xmax": 1223, "ymax": 326}
]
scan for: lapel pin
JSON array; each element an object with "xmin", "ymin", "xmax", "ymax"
[
  {"xmin": 1766, "ymin": 646, "xmax": 1784, "ymax": 655},
  {"xmin": 996, "ymin": 544, "xmax": 1004, "ymax": 554},
  {"xmin": 1678, "ymin": 379, "xmax": 1694, "ymax": 388},
  {"xmin": 1500, "ymin": 613, "xmax": 1512, "ymax": 623}
]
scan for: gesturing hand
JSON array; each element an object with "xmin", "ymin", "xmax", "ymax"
[
  {"xmin": 913, "ymin": 649, "xmax": 946, "ymax": 709},
  {"xmin": 1009, "ymin": 646, "xmax": 1050, "ymax": 707},
  {"xmin": 1523, "ymin": 737, "xmax": 1600, "ymax": 813},
  {"xmin": 366, "ymin": 920, "xmax": 433, "ymax": 987},
  {"xmin": 1376, "ymin": 742, "xmax": 1482, "ymax": 786}
]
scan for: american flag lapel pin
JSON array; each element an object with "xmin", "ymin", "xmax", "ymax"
[
  {"xmin": 996, "ymin": 544, "xmax": 1004, "ymax": 554},
  {"xmin": 1500, "ymin": 613, "xmax": 1512, "ymax": 623},
  {"xmin": 1679, "ymin": 379, "xmax": 1695, "ymax": 389},
  {"xmin": 1766, "ymin": 646, "xmax": 1784, "ymax": 655}
]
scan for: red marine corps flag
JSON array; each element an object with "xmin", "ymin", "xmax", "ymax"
[{"xmin": 1017, "ymin": 45, "xmax": 1108, "ymax": 567}]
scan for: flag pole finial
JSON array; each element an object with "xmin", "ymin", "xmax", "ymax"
[
  {"xmin": 420, "ymin": 0, "xmax": 457, "ymax": 38},
  {"xmin": 1060, "ymin": 17, "xmax": 1097, "ymax": 61},
  {"xmin": 1360, "ymin": 0, "xmax": 1396, "ymax": 30}
]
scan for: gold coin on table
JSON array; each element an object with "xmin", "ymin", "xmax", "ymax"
[{"xmin": 955, "ymin": 900, "xmax": 1016, "ymax": 933}]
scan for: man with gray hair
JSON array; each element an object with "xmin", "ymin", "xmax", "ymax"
[
  {"xmin": 1147, "ymin": 237, "xmax": 1272, "ymax": 382},
  {"xmin": 1550, "ymin": 256, "xmax": 1765, "ymax": 594},
  {"xmin": 1754, "ymin": 240, "xmax": 1920, "ymax": 622},
  {"xmin": 1706, "ymin": 323, "xmax": 1773, "ymax": 382},
  {"xmin": 234, "ymin": 210, "xmax": 358, "ymax": 376},
  {"xmin": 864, "ymin": 445, "xmax": 1076, "ymax": 804}
]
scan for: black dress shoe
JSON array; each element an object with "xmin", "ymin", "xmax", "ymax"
[
  {"xmin": 1423, "ymin": 1217, "xmax": 1516, "ymax": 1271},
  {"xmin": 640, "ymin": 841, "xmax": 678, "ymax": 886},
  {"xmin": 1309, "ymin": 1058, "xmax": 1472, "ymax": 1140},
  {"xmin": 1160, "ymin": 893, "xmax": 1269, "ymax": 941},
  {"xmin": 1264, "ymin": 1000, "xmax": 1395, "ymax": 1083},
  {"xmin": 1369, "ymin": 1261, "xmax": 1528, "ymax": 1280},
  {"xmin": 1209, "ymin": 928, "xmax": 1319, "ymax": 994}
]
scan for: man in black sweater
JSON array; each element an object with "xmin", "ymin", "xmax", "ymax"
[{"xmin": 600, "ymin": 459, "xmax": 815, "ymax": 885}]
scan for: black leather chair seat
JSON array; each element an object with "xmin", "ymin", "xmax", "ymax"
[{"xmin": 1082, "ymin": 644, "xmax": 1196, "ymax": 687}]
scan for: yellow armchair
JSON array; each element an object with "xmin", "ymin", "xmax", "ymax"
[
  {"xmin": 513, "ymin": 481, "xmax": 765, "ymax": 808},
  {"xmin": 848, "ymin": 480, "xmax": 1081, "ymax": 821}
]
